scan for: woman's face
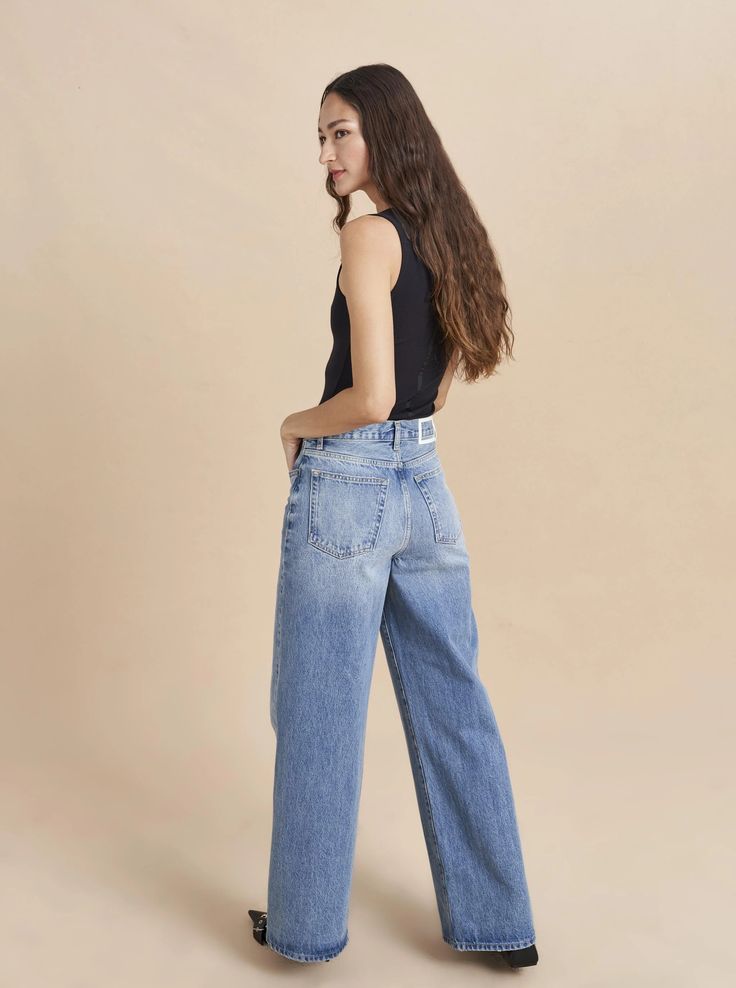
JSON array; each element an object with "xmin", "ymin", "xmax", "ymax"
[{"xmin": 318, "ymin": 92, "xmax": 375, "ymax": 200}]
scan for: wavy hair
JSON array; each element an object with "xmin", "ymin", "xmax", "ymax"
[{"xmin": 320, "ymin": 63, "xmax": 514, "ymax": 384}]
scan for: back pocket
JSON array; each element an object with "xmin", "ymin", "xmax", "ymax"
[
  {"xmin": 308, "ymin": 468, "xmax": 389, "ymax": 558},
  {"xmin": 413, "ymin": 464, "xmax": 462, "ymax": 543}
]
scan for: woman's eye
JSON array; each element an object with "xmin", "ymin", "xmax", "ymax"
[{"xmin": 319, "ymin": 130, "xmax": 349, "ymax": 145}]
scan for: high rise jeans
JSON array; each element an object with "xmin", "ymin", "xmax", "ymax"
[{"xmin": 266, "ymin": 415, "xmax": 536, "ymax": 962}]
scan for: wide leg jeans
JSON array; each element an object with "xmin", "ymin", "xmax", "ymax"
[{"xmin": 265, "ymin": 416, "xmax": 536, "ymax": 962}]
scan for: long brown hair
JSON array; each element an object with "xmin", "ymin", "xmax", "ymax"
[{"xmin": 321, "ymin": 63, "xmax": 514, "ymax": 384}]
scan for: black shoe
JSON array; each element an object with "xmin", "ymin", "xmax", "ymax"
[
  {"xmin": 248, "ymin": 908, "xmax": 268, "ymax": 945},
  {"xmin": 500, "ymin": 944, "xmax": 538, "ymax": 968}
]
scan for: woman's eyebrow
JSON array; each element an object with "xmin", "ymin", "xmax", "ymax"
[{"xmin": 318, "ymin": 118, "xmax": 352, "ymax": 135}]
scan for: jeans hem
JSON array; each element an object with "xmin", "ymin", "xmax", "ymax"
[
  {"xmin": 266, "ymin": 931, "xmax": 348, "ymax": 963},
  {"xmin": 443, "ymin": 932, "xmax": 536, "ymax": 951}
]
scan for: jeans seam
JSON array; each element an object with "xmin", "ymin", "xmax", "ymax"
[
  {"xmin": 271, "ymin": 476, "xmax": 297, "ymax": 728},
  {"xmin": 300, "ymin": 448, "xmax": 438, "ymax": 469},
  {"xmin": 266, "ymin": 930, "xmax": 349, "ymax": 962},
  {"xmin": 443, "ymin": 933, "xmax": 536, "ymax": 951},
  {"xmin": 394, "ymin": 474, "xmax": 412, "ymax": 556},
  {"xmin": 380, "ymin": 603, "xmax": 454, "ymax": 936}
]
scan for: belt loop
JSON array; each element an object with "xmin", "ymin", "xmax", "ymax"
[
  {"xmin": 392, "ymin": 420, "xmax": 401, "ymax": 451},
  {"xmin": 314, "ymin": 436, "xmax": 324, "ymax": 449}
]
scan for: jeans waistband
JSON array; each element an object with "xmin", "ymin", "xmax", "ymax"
[{"xmin": 306, "ymin": 415, "xmax": 436, "ymax": 451}]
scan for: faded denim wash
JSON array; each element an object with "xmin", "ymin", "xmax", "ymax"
[{"xmin": 266, "ymin": 416, "xmax": 536, "ymax": 962}]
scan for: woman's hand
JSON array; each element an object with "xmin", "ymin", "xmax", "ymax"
[
  {"xmin": 281, "ymin": 434, "xmax": 303, "ymax": 472},
  {"xmin": 280, "ymin": 415, "xmax": 303, "ymax": 473}
]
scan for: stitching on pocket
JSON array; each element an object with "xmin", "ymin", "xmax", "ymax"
[
  {"xmin": 413, "ymin": 469, "xmax": 461, "ymax": 544},
  {"xmin": 414, "ymin": 464, "xmax": 443, "ymax": 483},
  {"xmin": 308, "ymin": 469, "xmax": 389, "ymax": 558}
]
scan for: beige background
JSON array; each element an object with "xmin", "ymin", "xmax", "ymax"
[{"xmin": 2, "ymin": 2, "xmax": 734, "ymax": 985}]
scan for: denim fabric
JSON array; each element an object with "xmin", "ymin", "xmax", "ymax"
[{"xmin": 266, "ymin": 416, "xmax": 536, "ymax": 962}]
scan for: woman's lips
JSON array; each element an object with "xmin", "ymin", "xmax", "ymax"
[{"xmin": 331, "ymin": 170, "xmax": 345, "ymax": 180}]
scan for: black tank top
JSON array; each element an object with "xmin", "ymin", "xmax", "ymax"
[{"xmin": 319, "ymin": 207, "xmax": 448, "ymax": 420}]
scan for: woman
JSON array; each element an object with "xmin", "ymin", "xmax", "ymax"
[{"xmin": 249, "ymin": 64, "xmax": 538, "ymax": 969}]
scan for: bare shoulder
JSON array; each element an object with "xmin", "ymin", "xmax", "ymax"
[
  {"xmin": 339, "ymin": 213, "xmax": 398, "ymax": 249},
  {"xmin": 338, "ymin": 214, "xmax": 401, "ymax": 290}
]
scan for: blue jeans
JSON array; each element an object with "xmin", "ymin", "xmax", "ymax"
[{"xmin": 266, "ymin": 416, "xmax": 536, "ymax": 962}]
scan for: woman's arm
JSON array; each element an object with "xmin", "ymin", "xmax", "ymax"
[
  {"xmin": 281, "ymin": 385, "xmax": 388, "ymax": 442},
  {"xmin": 281, "ymin": 216, "xmax": 398, "ymax": 441}
]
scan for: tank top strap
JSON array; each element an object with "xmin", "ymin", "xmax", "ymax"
[{"xmin": 373, "ymin": 207, "xmax": 410, "ymax": 242}]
